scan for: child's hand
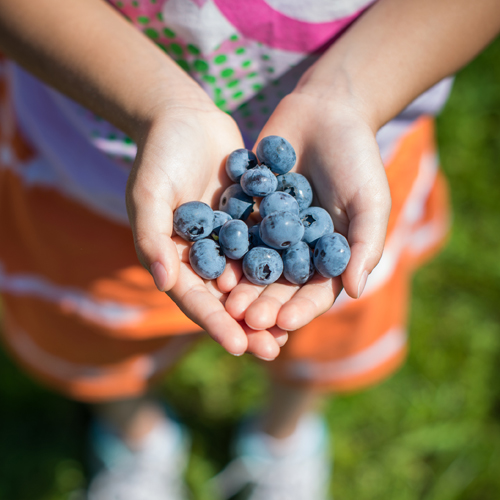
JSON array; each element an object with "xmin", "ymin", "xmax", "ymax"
[
  {"xmin": 225, "ymin": 92, "xmax": 391, "ymax": 332},
  {"xmin": 126, "ymin": 101, "xmax": 287, "ymax": 359}
]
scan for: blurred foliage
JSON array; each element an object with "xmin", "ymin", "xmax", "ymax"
[{"xmin": 1, "ymin": 37, "xmax": 500, "ymax": 500}]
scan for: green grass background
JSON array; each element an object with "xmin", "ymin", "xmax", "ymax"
[{"xmin": 1, "ymin": 37, "xmax": 500, "ymax": 500}]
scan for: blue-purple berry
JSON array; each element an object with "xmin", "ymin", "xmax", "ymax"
[
  {"xmin": 189, "ymin": 239, "xmax": 226, "ymax": 279},
  {"xmin": 243, "ymin": 247, "xmax": 283, "ymax": 285},
  {"xmin": 248, "ymin": 223, "xmax": 265, "ymax": 249},
  {"xmin": 240, "ymin": 165, "xmax": 278, "ymax": 197},
  {"xmin": 276, "ymin": 173, "xmax": 313, "ymax": 211},
  {"xmin": 211, "ymin": 210, "xmax": 232, "ymax": 241},
  {"xmin": 225, "ymin": 149, "xmax": 258, "ymax": 182},
  {"xmin": 260, "ymin": 191, "xmax": 299, "ymax": 219},
  {"xmin": 256, "ymin": 136, "xmax": 296, "ymax": 175},
  {"xmin": 260, "ymin": 211, "xmax": 305, "ymax": 250},
  {"xmin": 219, "ymin": 184, "xmax": 254, "ymax": 220},
  {"xmin": 282, "ymin": 241, "xmax": 315, "ymax": 285},
  {"xmin": 219, "ymin": 219, "xmax": 249, "ymax": 260},
  {"xmin": 313, "ymin": 233, "xmax": 351, "ymax": 278},
  {"xmin": 300, "ymin": 207, "xmax": 334, "ymax": 247},
  {"xmin": 173, "ymin": 201, "xmax": 214, "ymax": 241}
]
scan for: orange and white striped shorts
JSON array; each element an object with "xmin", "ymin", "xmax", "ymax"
[{"xmin": 0, "ymin": 65, "xmax": 450, "ymax": 403}]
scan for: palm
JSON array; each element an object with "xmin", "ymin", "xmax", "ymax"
[
  {"xmin": 127, "ymin": 106, "xmax": 287, "ymax": 358},
  {"xmin": 225, "ymin": 93, "xmax": 391, "ymax": 332}
]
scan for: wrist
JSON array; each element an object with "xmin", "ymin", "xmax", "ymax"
[
  {"xmin": 293, "ymin": 65, "xmax": 380, "ymax": 133},
  {"xmin": 127, "ymin": 68, "xmax": 218, "ymax": 144}
]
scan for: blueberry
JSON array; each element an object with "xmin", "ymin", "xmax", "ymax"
[
  {"xmin": 248, "ymin": 223, "xmax": 265, "ymax": 249},
  {"xmin": 260, "ymin": 191, "xmax": 299, "ymax": 219},
  {"xmin": 256, "ymin": 136, "xmax": 296, "ymax": 175},
  {"xmin": 211, "ymin": 210, "xmax": 233, "ymax": 241},
  {"xmin": 276, "ymin": 173, "xmax": 313, "ymax": 211},
  {"xmin": 313, "ymin": 233, "xmax": 351, "ymax": 278},
  {"xmin": 300, "ymin": 207, "xmax": 334, "ymax": 247},
  {"xmin": 260, "ymin": 211, "xmax": 305, "ymax": 250},
  {"xmin": 282, "ymin": 241, "xmax": 315, "ymax": 285},
  {"xmin": 189, "ymin": 239, "xmax": 226, "ymax": 279},
  {"xmin": 242, "ymin": 247, "xmax": 283, "ymax": 285},
  {"xmin": 219, "ymin": 184, "xmax": 255, "ymax": 220},
  {"xmin": 219, "ymin": 219, "xmax": 249, "ymax": 260},
  {"xmin": 226, "ymin": 149, "xmax": 258, "ymax": 182},
  {"xmin": 173, "ymin": 201, "xmax": 214, "ymax": 241},
  {"xmin": 240, "ymin": 165, "xmax": 278, "ymax": 197}
]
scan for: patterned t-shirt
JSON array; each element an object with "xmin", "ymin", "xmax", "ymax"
[{"xmin": 6, "ymin": 0, "xmax": 452, "ymax": 224}]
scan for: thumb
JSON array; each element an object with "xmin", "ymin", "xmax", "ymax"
[
  {"xmin": 342, "ymin": 178, "xmax": 391, "ymax": 299},
  {"xmin": 126, "ymin": 153, "xmax": 180, "ymax": 293}
]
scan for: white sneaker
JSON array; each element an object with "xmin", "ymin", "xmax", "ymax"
[
  {"xmin": 211, "ymin": 413, "xmax": 332, "ymax": 500},
  {"xmin": 87, "ymin": 413, "xmax": 190, "ymax": 500}
]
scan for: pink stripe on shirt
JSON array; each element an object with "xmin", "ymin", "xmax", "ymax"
[{"xmin": 214, "ymin": 0, "xmax": 371, "ymax": 52}]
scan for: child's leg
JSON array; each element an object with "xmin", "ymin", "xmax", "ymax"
[
  {"xmin": 86, "ymin": 393, "xmax": 191, "ymax": 500},
  {"xmin": 91, "ymin": 395, "xmax": 168, "ymax": 448},
  {"xmin": 213, "ymin": 380, "xmax": 330, "ymax": 500},
  {"xmin": 259, "ymin": 380, "xmax": 321, "ymax": 439}
]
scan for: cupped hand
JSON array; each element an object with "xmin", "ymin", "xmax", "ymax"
[
  {"xmin": 225, "ymin": 92, "xmax": 391, "ymax": 332},
  {"xmin": 126, "ymin": 100, "xmax": 286, "ymax": 358}
]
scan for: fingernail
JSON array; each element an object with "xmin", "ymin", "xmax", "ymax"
[
  {"xmin": 229, "ymin": 351, "xmax": 244, "ymax": 357},
  {"xmin": 357, "ymin": 270, "xmax": 368, "ymax": 298},
  {"xmin": 275, "ymin": 333, "xmax": 289, "ymax": 347},
  {"xmin": 254, "ymin": 354, "xmax": 276, "ymax": 362},
  {"xmin": 151, "ymin": 261, "xmax": 168, "ymax": 292},
  {"xmin": 245, "ymin": 322, "xmax": 261, "ymax": 331}
]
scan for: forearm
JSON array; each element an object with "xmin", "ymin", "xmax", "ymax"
[
  {"xmin": 296, "ymin": 0, "xmax": 500, "ymax": 130},
  {"xmin": 0, "ymin": 0, "xmax": 211, "ymax": 140}
]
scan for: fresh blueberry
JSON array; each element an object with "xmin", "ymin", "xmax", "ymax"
[
  {"xmin": 240, "ymin": 165, "xmax": 278, "ymax": 197},
  {"xmin": 313, "ymin": 233, "xmax": 351, "ymax": 278},
  {"xmin": 276, "ymin": 173, "xmax": 313, "ymax": 211},
  {"xmin": 260, "ymin": 211, "xmax": 305, "ymax": 250},
  {"xmin": 282, "ymin": 241, "xmax": 315, "ymax": 285},
  {"xmin": 242, "ymin": 247, "xmax": 283, "ymax": 285},
  {"xmin": 260, "ymin": 191, "xmax": 300, "ymax": 219},
  {"xmin": 219, "ymin": 184, "xmax": 254, "ymax": 220},
  {"xmin": 211, "ymin": 210, "xmax": 233, "ymax": 241},
  {"xmin": 226, "ymin": 149, "xmax": 258, "ymax": 182},
  {"xmin": 300, "ymin": 207, "xmax": 334, "ymax": 247},
  {"xmin": 248, "ymin": 223, "xmax": 265, "ymax": 249},
  {"xmin": 173, "ymin": 201, "xmax": 214, "ymax": 241},
  {"xmin": 189, "ymin": 239, "xmax": 226, "ymax": 279},
  {"xmin": 256, "ymin": 136, "xmax": 296, "ymax": 175},
  {"xmin": 219, "ymin": 219, "xmax": 250, "ymax": 260}
]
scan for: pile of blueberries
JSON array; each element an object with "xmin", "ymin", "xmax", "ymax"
[{"xmin": 173, "ymin": 136, "xmax": 351, "ymax": 286}]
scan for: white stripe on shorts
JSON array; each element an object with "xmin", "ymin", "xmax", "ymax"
[
  {"xmin": 0, "ymin": 263, "xmax": 146, "ymax": 328},
  {"xmin": 3, "ymin": 314, "xmax": 196, "ymax": 382},
  {"xmin": 284, "ymin": 326, "xmax": 407, "ymax": 383}
]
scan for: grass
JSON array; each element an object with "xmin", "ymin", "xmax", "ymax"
[{"xmin": 1, "ymin": 37, "xmax": 500, "ymax": 500}]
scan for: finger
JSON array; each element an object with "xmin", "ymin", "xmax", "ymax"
[
  {"xmin": 269, "ymin": 325, "xmax": 289, "ymax": 347},
  {"xmin": 342, "ymin": 186, "xmax": 391, "ymax": 299},
  {"xmin": 224, "ymin": 277, "xmax": 267, "ymax": 321},
  {"xmin": 216, "ymin": 258, "xmax": 243, "ymax": 294},
  {"xmin": 168, "ymin": 263, "xmax": 248, "ymax": 356},
  {"xmin": 276, "ymin": 275, "xmax": 343, "ymax": 331},
  {"xmin": 126, "ymin": 151, "xmax": 180, "ymax": 293},
  {"xmin": 242, "ymin": 323, "xmax": 284, "ymax": 361},
  {"xmin": 244, "ymin": 279, "xmax": 300, "ymax": 331}
]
